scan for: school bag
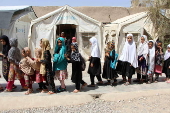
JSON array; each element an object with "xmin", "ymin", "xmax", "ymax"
[
  {"xmin": 80, "ymin": 54, "xmax": 86, "ymax": 71},
  {"xmin": 110, "ymin": 50, "xmax": 119, "ymax": 70}
]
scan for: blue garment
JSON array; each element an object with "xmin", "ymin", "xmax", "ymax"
[
  {"xmin": 53, "ymin": 37, "xmax": 67, "ymax": 71},
  {"xmin": 110, "ymin": 50, "xmax": 118, "ymax": 70}
]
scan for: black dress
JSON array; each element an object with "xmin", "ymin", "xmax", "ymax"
[
  {"xmin": 102, "ymin": 50, "xmax": 118, "ymax": 80},
  {"xmin": 41, "ymin": 50, "xmax": 56, "ymax": 92},
  {"xmin": 88, "ymin": 57, "xmax": 101, "ymax": 76},
  {"xmin": 68, "ymin": 60, "xmax": 85, "ymax": 90},
  {"xmin": 163, "ymin": 57, "xmax": 170, "ymax": 78},
  {"xmin": 116, "ymin": 60, "xmax": 135, "ymax": 79}
]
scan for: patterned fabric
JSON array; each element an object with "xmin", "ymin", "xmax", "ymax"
[
  {"xmin": 55, "ymin": 70, "xmax": 68, "ymax": 80},
  {"xmin": 8, "ymin": 63, "xmax": 23, "ymax": 81},
  {"xmin": 2, "ymin": 58, "xmax": 10, "ymax": 81},
  {"xmin": 35, "ymin": 71, "xmax": 45, "ymax": 83},
  {"xmin": 147, "ymin": 70, "xmax": 154, "ymax": 77},
  {"xmin": 155, "ymin": 50, "xmax": 164, "ymax": 66},
  {"xmin": 71, "ymin": 43, "xmax": 80, "ymax": 61},
  {"xmin": 137, "ymin": 55, "xmax": 148, "ymax": 75}
]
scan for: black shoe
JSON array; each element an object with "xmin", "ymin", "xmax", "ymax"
[{"xmin": 133, "ymin": 79, "xmax": 140, "ymax": 82}]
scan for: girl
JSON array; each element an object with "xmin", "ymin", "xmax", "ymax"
[
  {"xmin": 154, "ymin": 41, "xmax": 164, "ymax": 83},
  {"xmin": 102, "ymin": 41, "xmax": 119, "ymax": 85},
  {"xmin": 19, "ymin": 47, "xmax": 35, "ymax": 95},
  {"xmin": 163, "ymin": 44, "xmax": 170, "ymax": 83},
  {"xmin": 40, "ymin": 38, "xmax": 56, "ymax": 94},
  {"xmin": 4, "ymin": 38, "xmax": 27, "ymax": 92},
  {"xmin": 27, "ymin": 48, "xmax": 48, "ymax": 93},
  {"xmin": 134, "ymin": 35, "xmax": 148, "ymax": 83},
  {"xmin": 0, "ymin": 35, "xmax": 11, "ymax": 83},
  {"xmin": 65, "ymin": 43, "xmax": 87, "ymax": 93},
  {"xmin": 116, "ymin": 34, "xmax": 138, "ymax": 85},
  {"xmin": 87, "ymin": 37, "xmax": 103, "ymax": 87},
  {"xmin": 147, "ymin": 40, "xmax": 155, "ymax": 84},
  {"xmin": 53, "ymin": 37, "xmax": 68, "ymax": 92},
  {"xmin": 72, "ymin": 37, "xmax": 77, "ymax": 43}
]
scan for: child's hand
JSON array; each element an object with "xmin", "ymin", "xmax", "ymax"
[
  {"xmin": 169, "ymin": 66, "xmax": 170, "ymax": 69},
  {"xmin": 64, "ymin": 54, "xmax": 68, "ymax": 58},
  {"xmin": 90, "ymin": 63, "xmax": 93, "ymax": 67}
]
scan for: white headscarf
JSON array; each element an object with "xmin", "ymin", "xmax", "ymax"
[
  {"xmin": 137, "ymin": 35, "xmax": 149, "ymax": 63},
  {"xmin": 148, "ymin": 40, "xmax": 155, "ymax": 71},
  {"xmin": 164, "ymin": 44, "xmax": 170, "ymax": 60},
  {"xmin": 119, "ymin": 34, "xmax": 138, "ymax": 68},
  {"xmin": 89, "ymin": 37, "xmax": 101, "ymax": 58}
]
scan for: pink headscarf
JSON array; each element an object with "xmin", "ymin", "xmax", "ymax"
[{"xmin": 72, "ymin": 37, "xmax": 77, "ymax": 43}]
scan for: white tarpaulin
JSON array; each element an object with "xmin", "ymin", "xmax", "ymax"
[
  {"xmin": 0, "ymin": 6, "xmax": 37, "ymax": 50},
  {"xmin": 103, "ymin": 12, "xmax": 157, "ymax": 56},
  {"xmin": 28, "ymin": 5, "xmax": 102, "ymax": 59}
]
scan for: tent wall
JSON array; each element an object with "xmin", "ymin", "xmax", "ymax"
[{"xmin": 29, "ymin": 5, "xmax": 102, "ymax": 59}]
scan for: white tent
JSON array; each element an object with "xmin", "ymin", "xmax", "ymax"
[
  {"xmin": 28, "ymin": 5, "xmax": 103, "ymax": 59},
  {"xmin": 0, "ymin": 6, "xmax": 37, "ymax": 50},
  {"xmin": 103, "ymin": 12, "xmax": 157, "ymax": 56}
]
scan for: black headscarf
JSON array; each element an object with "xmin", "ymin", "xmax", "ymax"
[{"xmin": 0, "ymin": 35, "xmax": 11, "ymax": 57}]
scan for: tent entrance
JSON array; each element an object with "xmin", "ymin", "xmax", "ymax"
[{"xmin": 56, "ymin": 24, "xmax": 76, "ymax": 40}]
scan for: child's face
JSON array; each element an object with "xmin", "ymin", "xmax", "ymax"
[
  {"xmin": 71, "ymin": 45, "xmax": 76, "ymax": 52},
  {"xmin": 141, "ymin": 37, "xmax": 145, "ymax": 43},
  {"xmin": 127, "ymin": 36, "xmax": 132, "ymax": 43},
  {"xmin": 72, "ymin": 39, "xmax": 76, "ymax": 42},
  {"xmin": 0, "ymin": 39, "xmax": 6, "ymax": 45},
  {"xmin": 40, "ymin": 40, "xmax": 42, "ymax": 48},
  {"xmin": 58, "ymin": 40, "xmax": 62, "ymax": 47},
  {"xmin": 157, "ymin": 42, "xmax": 162, "ymax": 49},
  {"xmin": 148, "ymin": 42, "xmax": 153, "ymax": 49},
  {"xmin": 167, "ymin": 47, "xmax": 170, "ymax": 52},
  {"xmin": 22, "ymin": 49, "xmax": 29, "ymax": 57}
]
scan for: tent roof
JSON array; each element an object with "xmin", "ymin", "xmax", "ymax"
[
  {"xmin": 32, "ymin": 6, "xmax": 147, "ymax": 23},
  {"xmin": 31, "ymin": 5, "xmax": 101, "ymax": 26},
  {"xmin": 0, "ymin": 6, "xmax": 36, "ymax": 29},
  {"xmin": 111, "ymin": 12, "xmax": 148, "ymax": 24}
]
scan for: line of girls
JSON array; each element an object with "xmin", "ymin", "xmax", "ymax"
[{"xmin": 0, "ymin": 33, "xmax": 170, "ymax": 94}]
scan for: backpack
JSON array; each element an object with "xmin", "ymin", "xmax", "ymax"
[
  {"xmin": 110, "ymin": 50, "xmax": 119, "ymax": 70},
  {"xmin": 80, "ymin": 54, "xmax": 86, "ymax": 71}
]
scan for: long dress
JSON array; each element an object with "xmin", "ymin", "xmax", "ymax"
[
  {"xmin": 163, "ymin": 57, "xmax": 170, "ymax": 78},
  {"xmin": 41, "ymin": 50, "xmax": 55, "ymax": 92},
  {"xmin": 102, "ymin": 50, "xmax": 118, "ymax": 80},
  {"xmin": 88, "ymin": 57, "xmax": 101, "ymax": 76},
  {"xmin": 116, "ymin": 60, "xmax": 135, "ymax": 79}
]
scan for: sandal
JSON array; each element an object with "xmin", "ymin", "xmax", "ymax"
[
  {"xmin": 124, "ymin": 82, "xmax": 131, "ymax": 86},
  {"xmin": 81, "ymin": 83, "xmax": 87, "ymax": 89},
  {"xmin": 104, "ymin": 82, "xmax": 111, "ymax": 85},
  {"xmin": 112, "ymin": 82, "xmax": 117, "ymax": 86},
  {"xmin": 25, "ymin": 89, "xmax": 33, "ymax": 95},
  {"xmin": 87, "ymin": 84, "xmax": 95, "ymax": 87},
  {"xmin": 36, "ymin": 88, "xmax": 43, "ymax": 91},
  {"xmin": 3, "ymin": 89, "xmax": 12, "ymax": 92},
  {"xmin": 0, "ymin": 87, "xmax": 4, "ymax": 91},
  {"xmin": 96, "ymin": 81, "xmax": 103, "ymax": 85},
  {"xmin": 21, "ymin": 86, "xmax": 28, "ymax": 91},
  {"xmin": 48, "ymin": 91, "xmax": 55, "ymax": 94},
  {"xmin": 12, "ymin": 85, "xmax": 17, "ymax": 89},
  {"xmin": 56, "ymin": 86, "xmax": 66, "ymax": 92},
  {"xmin": 73, "ymin": 89, "xmax": 80, "ymax": 93},
  {"xmin": 41, "ymin": 89, "xmax": 48, "ymax": 93}
]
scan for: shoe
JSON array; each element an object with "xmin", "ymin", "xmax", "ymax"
[
  {"xmin": 133, "ymin": 79, "xmax": 140, "ymax": 82},
  {"xmin": 41, "ymin": 89, "xmax": 48, "ymax": 93},
  {"xmin": 87, "ymin": 84, "xmax": 95, "ymax": 87},
  {"xmin": 81, "ymin": 83, "xmax": 87, "ymax": 89},
  {"xmin": 112, "ymin": 82, "xmax": 117, "ymax": 86},
  {"xmin": 56, "ymin": 86, "xmax": 66, "ymax": 92},
  {"xmin": 96, "ymin": 82, "xmax": 104, "ymax": 85},
  {"xmin": 3, "ymin": 89, "xmax": 12, "ymax": 92},
  {"xmin": 25, "ymin": 89, "xmax": 33, "ymax": 95},
  {"xmin": 21, "ymin": 86, "xmax": 28, "ymax": 91},
  {"xmin": 104, "ymin": 82, "xmax": 111, "ymax": 85}
]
